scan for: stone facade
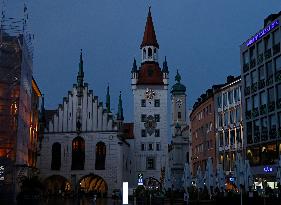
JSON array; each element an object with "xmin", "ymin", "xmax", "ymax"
[{"xmin": 39, "ymin": 52, "xmax": 130, "ymax": 196}]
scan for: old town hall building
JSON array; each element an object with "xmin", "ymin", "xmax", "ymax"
[{"xmin": 39, "ymin": 8, "xmax": 188, "ymax": 195}]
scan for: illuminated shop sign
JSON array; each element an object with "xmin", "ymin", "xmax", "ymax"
[
  {"xmin": 246, "ymin": 19, "xmax": 279, "ymax": 47},
  {"xmin": 0, "ymin": 165, "xmax": 4, "ymax": 181},
  {"xmin": 263, "ymin": 166, "xmax": 273, "ymax": 173},
  {"xmin": 138, "ymin": 173, "xmax": 143, "ymax": 185}
]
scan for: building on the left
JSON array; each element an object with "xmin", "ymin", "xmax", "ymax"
[
  {"xmin": 38, "ymin": 50, "xmax": 132, "ymax": 197},
  {"xmin": 0, "ymin": 30, "xmax": 42, "ymax": 200}
]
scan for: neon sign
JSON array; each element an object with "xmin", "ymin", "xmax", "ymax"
[
  {"xmin": 246, "ymin": 20, "xmax": 279, "ymax": 47},
  {"xmin": 263, "ymin": 166, "xmax": 273, "ymax": 173}
]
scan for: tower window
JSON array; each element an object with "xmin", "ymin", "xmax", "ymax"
[
  {"xmin": 146, "ymin": 157, "xmax": 155, "ymax": 170},
  {"xmin": 141, "ymin": 143, "xmax": 145, "ymax": 151},
  {"xmin": 141, "ymin": 114, "xmax": 147, "ymax": 122},
  {"xmin": 148, "ymin": 48, "xmax": 152, "ymax": 58},
  {"xmin": 143, "ymin": 48, "xmax": 146, "ymax": 60},
  {"xmin": 141, "ymin": 129, "xmax": 146, "ymax": 137},
  {"xmin": 148, "ymin": 143, "xmax": 153, "ymax": 150},
  {"xmin": 156, "ymin": 143, "xmax": 160, "ymax": 151},
  {"xmin": 154, "ymin": 99, "xmax": 160, "ymax": 107},
  {"xmin": 154, "ymin": 114, "xmax": 160, "ymax": 122},
  {"xmin": 141, "ymin": 99, "xmax": 146, "ymax": 107},
  {"xmin": 178, "ymin": 112, "xmax": 181, "ymax": 119},
  {"xmin": 155, "ymin": 129, "xmax": 160, "ymax": 137}
]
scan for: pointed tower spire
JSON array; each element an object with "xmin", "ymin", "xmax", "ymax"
[
  {"xmin": 106, "ymin": 84, "xmax": 111, "ymax": 113},
  {"xmin": 162, "ymin": 56, "xmax": 169, "ymax": 73},
  {"xmin": 140, "ymin": 7, "xmax": 159, "ymax": 48},
  {"xmin": 131, "ymin": 58, "xmax": 137, "ymax": 73},
  {"xmin": 77, "ymin": 49, "xmax": 84, "ymax": 87},
  {"xmin": 117, "ymin": 91, "xmax": 124, "ymax": 121},
  {"xmin": 39, "ymin": 94, "xmax": 46, "ymax": 124},
  {"xmin": 175, "ymin": 69, "xmax": 181, "ymax": 82}
]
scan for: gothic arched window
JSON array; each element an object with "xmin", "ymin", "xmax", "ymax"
[
  {"xmin": 95, "ymin": 142, "xmax": 106, "ymax": 170},
  {"xmin": 143, "ymin": 48, "xmax": 146, "ymax": 60},
  {"xmin": 51, "ymin": 142, "xmax": 61, "ymax": 170},
  {"xmin": 148, "ymin": 48, "xmax": 152, "ymax": 58},
  {"xmin": 71, "ymin": 136, "xmax": 85, "ymax": 170}
]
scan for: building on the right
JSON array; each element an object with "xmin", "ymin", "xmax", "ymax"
[{"xmin": 240, "ymin": 12, "xmax": 281, "ymax": 189}]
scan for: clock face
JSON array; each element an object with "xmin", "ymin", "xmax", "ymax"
[
  {"xmin": 176, "ymin": 98, "xmax": 183, "ymax": 107},
  {"xmin": 145, "ymin": 88, "xmax": 155, "ymax": 100}
]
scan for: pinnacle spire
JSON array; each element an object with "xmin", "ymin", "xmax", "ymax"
[
  {"xmin": 106, "ymin": 84, "xmax": 111, "ymax": 113},
  {"xmin": 77, "ymin": 49, "xmax": 84, "ymax": 87},
  {"xmin": 140, "ymin": 7, "xmax": 159, "ymax": 48},
  {"xmin": 117, "ymin": 91, "xmax": 124, "ymax": 121},
  {"xmin": 131, "ymin": 58, "xmax": 137, "ymax": 73},
  {"xmin": 162, "ymin": 56, "xmax": 169, "ymax": 73},
  {"xmin": 175, "ymin": 69, "xmax": 181, "ymax": 83}
]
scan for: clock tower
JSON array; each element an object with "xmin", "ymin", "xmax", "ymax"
[{"xmin": 131, "ymin": 7, "xmax": 169, "ymax": 187}]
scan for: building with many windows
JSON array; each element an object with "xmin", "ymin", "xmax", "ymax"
[
  {"xmin": 240, "ymin": 12, "xmax": 281, "ymax": 188},
  {"xmin": 214, "ymin": 76, "xmax": 243, "ymax": 178},
  {"xmin": 190, "ymin": 87, "xmax": 218, "ymax": 174}
]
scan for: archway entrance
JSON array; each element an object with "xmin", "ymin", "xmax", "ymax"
[
  {"xmin": 79, "ymin": 174, "xmax": 108, "ymax": 197},
  {"xmin": 44, "ymin": 175, "xmax": 72, "ymax": 196}
]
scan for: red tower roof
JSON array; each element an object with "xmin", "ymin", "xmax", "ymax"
[
  {"xmin": 137, "ymin": 62, "xmax": 163, "ymax": 85},
  {"xmin": 140, "ymin": 7, "xmax": 159, "ymax": 49}
]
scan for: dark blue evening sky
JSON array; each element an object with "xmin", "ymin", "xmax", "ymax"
[{"xmin": 6, "ymin": 1, "xmax": 281, "ymax": 121}]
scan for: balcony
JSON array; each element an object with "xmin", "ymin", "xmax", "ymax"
[
  {"xmin": 258, "ymin": 79, "xmax": 265, "ymax": 89},
  {"xmin": 275, "ymin": 70, "xmax": 281, "ymax": 83},
  {"xmin": 257, "ymin": 54, "xmax": 264, "ymax": 65},
  {"xmin": 252, "ymin": 107, "xmax": 259, "ymax": 118},
  {"xmin": 268, "ymin": 101, "xmax": 276, "ymax": 112},
  {"xmin": 244, "ymin": 86, "xmax": 251, "ymax": 96},
  {"xmin": 273, "ymin": 43, "xmax": 280, "ymax": 55},
  {"xmin": 259, "ymin": 104, "xmax": 267, "ymax": 115},
  {"xmin": 243, "ymin": 63, "xmax": 250, "ymax": 73},
  {"xmin": 246, "ymin": 110, "xmax": 252, "ymax": 120},
  {"xmin": 250, "ymin": 59, "xmax": 256, "ymax": 69},
  {"xmin": 269, "ymin": 128, "xmax": 277, "ymax": 139},
  {"xmin": 251, "ymin": 82, "xmax": 258, "ymax": 93},
  {"xmin": 264, "ymin": 49, "xmax": 272, "ymax": 59}
]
